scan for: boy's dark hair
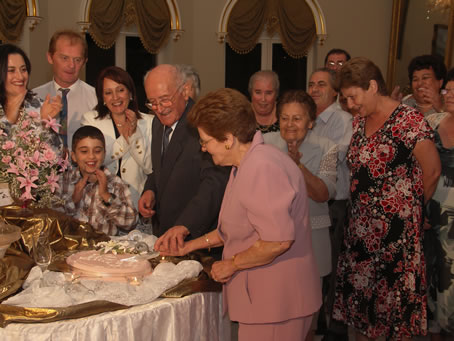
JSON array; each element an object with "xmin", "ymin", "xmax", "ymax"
[{"xmin": 72, "ymin": 126, "xmax": 106, "ymax": 151}]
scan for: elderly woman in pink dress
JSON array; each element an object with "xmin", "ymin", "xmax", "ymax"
[{"xmin": 157, "ymin": 88, "xmax": 321, "ymax": 341}]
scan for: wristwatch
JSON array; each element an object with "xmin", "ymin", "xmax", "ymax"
[{"xmin": 102, "ymin": 193, "xmax": 116, "ymax": 207}]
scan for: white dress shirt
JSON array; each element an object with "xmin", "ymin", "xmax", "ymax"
[{"xmin": 33, "ymin": 79, "xmax": 97, "ymax": 150}]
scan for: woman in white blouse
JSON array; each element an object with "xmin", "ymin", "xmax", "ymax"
[{"xmin": 82, "ymin": 66, "xmax": 153, "ymax": 208}]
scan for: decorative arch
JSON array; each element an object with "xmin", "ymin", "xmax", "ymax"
[{"xmin": 217, "ymin": 0, "xmax": 327, "ymax": 45}]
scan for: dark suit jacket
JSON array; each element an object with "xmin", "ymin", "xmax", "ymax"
[{"xmin": 143, "ymin": 99, "xmax": 229, "ymax": 237}]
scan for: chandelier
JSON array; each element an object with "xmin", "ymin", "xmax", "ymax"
[{"xmin": 426, "ymin": 0, "xmax": 452, "ymax": 17}]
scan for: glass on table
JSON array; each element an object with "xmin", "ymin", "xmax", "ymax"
[{"xmin": 32, "ymin": 227, "xmax": 52, "ymax": 270}]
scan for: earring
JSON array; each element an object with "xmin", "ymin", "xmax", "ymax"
[
  {"xmin": 225, "ymin": 145, "xmax": 230, "ymax": 150},
  {"xmin": 103, "ymin": 102, "xmax": 106, "ymax": 106}
]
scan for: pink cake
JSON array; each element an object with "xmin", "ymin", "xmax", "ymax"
[{"xmin": 66, "ymin": 250, "xmax": 152, "ymax": 281}]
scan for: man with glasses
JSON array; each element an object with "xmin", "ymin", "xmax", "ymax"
[
  {"xmin": 324, "ymin": 49, "xmax": 352, "ymax": 114},
  {"xmin": 308, "ymin": 68, "xmax": 352, "ymax": 341},
  {"xmin": 324, "ymin": 48, "xmax": 351, "ymax": 72},
  {"xmin": 139, "ymin": 64, "xmax": 229, "ymax": 254}
]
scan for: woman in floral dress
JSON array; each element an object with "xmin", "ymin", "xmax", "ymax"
[
  {"xmin": 333, "ymin": 57, "xmax": 441, "ymax": 341},
  {"xmin": 426, "ymin": 68, "xmax": 454, "ymax": 340}
]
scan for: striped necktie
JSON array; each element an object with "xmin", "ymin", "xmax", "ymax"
[
  {"xmin": 162, "ymin": 126, "xmax": 173, "ymax": 160},
  {"xmin": 59, "ymin": 88, "xmax": 70, "ymax": 147}
]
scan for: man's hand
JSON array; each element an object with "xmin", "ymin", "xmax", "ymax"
[
  {"xmin": 40, "ymin": 94, "xmax": 62, "ymax": 120},
  {"xmin": 138, "ymin": 190, "xmax": 156, "ymax": 217},
  {"xmin": 154, "ymin": 225, "xmax": 189, "ymax": 253},
  {"xmin": 72, "ymin": 173, "xmax": 89, "ymax": 204}
]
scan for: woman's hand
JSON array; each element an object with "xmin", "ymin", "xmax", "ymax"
[
  {"xmin": 40, "ymin": 94, "xmax": 62, "ymax": 120},
  {"xmin": 211, "ymin": 259, "xmax": 238, "ymax": 283},
  {"xmin": 419, "ymin": 87, "xmax": 444, "ymax": 112},
  {"xmin": 287, "ymin": 140, "xmax": 302, "ymax": 165},
  {"xmin": 5, "ymin": 88, "xmax": 27, "ymax": 123},
  {"xmin": 125, "ymin": 109, "xmax": 138, "ymax": 136}
]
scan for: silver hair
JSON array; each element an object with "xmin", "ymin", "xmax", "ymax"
[
  {"xmin": 175, "ymin": 64, "xmax": 201, "ymax": 99},
  {"xmin": 310, "ymin": 67, "xmax": 338, "ymax": 91},
  {"xmin": 143, "ymin": 64, "xmax": 185, "ymax": 88},
  {"xmin": 248, "ymin": 70, "xmax": 280, "ymax": 95}
]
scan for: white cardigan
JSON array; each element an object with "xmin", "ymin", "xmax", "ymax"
[{"xmin": 81, "ymin": 110, "xmax": 153, "ymax": 208}]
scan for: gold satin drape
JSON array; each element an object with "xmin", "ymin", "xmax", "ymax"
[
  {"xmin": 88, "ymin": 0, "xmax": 126, "ymax": 49},
  {"xmin": 0, "ymin": 0, "xmax": 27, "ymax": 42},
  {"xmin": 88, "ymin": 0, "xmax": 171, "ymax": 54},
  {"xmin": 227, "ymin": 0, "xmax": 316, "ymax": 58},
  {"xmin": 133, "ymin": 0, "xmax": 171, "ymax": 54},
  {"xmin": 0, "ymin": 206, "xmax": 221, "ymax": 327}
]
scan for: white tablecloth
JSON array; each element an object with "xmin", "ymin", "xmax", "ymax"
[{"xmin": 0, "ymin": 292, "xmax": 231, "ymax": 341}]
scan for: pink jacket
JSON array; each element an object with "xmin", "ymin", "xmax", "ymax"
[{"xmin": 218, "ymin": 132, "xmax": 322, "ymax": 323}]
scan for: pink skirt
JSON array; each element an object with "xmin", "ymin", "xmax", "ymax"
[{"xmin": 238, "ymin": 315, "xmax": 313, "ymax": 341}]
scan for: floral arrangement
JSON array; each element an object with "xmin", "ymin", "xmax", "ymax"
[{"xmin": 0, "ymin": 108, "xmax": 69, "ymax": 208}]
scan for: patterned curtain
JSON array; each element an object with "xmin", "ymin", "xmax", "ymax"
[
  {"xmin": 88, "ymin": 0, "xmax": 170, "ymax": 54},
  {"xmin": 227, "ymin": 0, "xmax": 316, "ymax": 58},
  {"xmin": 0, "ymin": 0, "xmax": 27, "ymax": 42}
]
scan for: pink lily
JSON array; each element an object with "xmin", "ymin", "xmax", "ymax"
[
  {"xmin": 46, "ymin": 172, "xmax": 60, "ymax": 193},
  {"xmin": 28, "ymin": 150, "xmax": 41, "ymax": 167},
  {"xmin": 20, "ymin": 189, "xmax": 34, "ymax": 201},
  {"xmin": 42, "ymin": 118, "xmax": 61, "ymax": 133},
  {"xmin": 7, "ymin": 163, "xmax": 20, "ymax": 176},
  {"xmin": 17, "ymin": 176, "xmax": 38, "ymax": 193},
  {"xmin": 2, "ymin": 141, "xmax": 15, "ymax": 150}
]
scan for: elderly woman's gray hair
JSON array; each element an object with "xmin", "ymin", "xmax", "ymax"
[
  {"xmin": 248, "ymin": 70, "xmax": 280, "ymax": 95},
  {"xmin": 175, "ymin": 64, "xmax": 201, "ymax": 100}
]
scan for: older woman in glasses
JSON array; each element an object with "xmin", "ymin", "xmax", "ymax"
[
  {"xmin": 425, "ymin": 68, "xmax": 454, "ymax": 340},
  {"xmin": 82, "ymin": 66, "xmax": 153, "ymax": 209}
]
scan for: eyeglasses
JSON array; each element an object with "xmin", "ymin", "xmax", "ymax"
[
  {"xmin": 441, "ymin": 88, "xmax": 454, "ymax": 95},
  {"xmin": 145, "ymin": 84, "xmax": 183, "ymax": 112},
  {"xmin": 199, "ymin": 137, "xmax": 214, "ymax": 147},
  {"xmin": 327, "ymin": 61, "xmax": 344, "ymax": 67}
]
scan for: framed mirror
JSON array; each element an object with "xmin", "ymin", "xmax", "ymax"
[{"xmin": 386, "ymin": 0, "xmax": 454, "ymax": 93}]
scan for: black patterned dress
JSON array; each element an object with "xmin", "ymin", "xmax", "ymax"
[{"xmin": 333, "ymin": 104, "xmax": 433, "ymax": 340}]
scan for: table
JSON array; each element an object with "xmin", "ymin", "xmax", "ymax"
[{"xmin": 0, "ymin": 292, "xmax": 231, "ymax": 341}]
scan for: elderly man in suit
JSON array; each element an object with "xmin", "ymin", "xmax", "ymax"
[{"xmin": 139, "ymin": 64, "xmax": 229, "ymax": 252}]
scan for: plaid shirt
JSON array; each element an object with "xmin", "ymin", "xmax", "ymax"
[{"xmin": 55, "ymin": 167, "xmax": 137, "ymax": 235}]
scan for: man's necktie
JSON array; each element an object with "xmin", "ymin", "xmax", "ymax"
[
  {"xmin": 162, "ymin": 126, "xmax": 173, "ymax": 159},
  {"xmin": 59, "ymin": 88, "xmax": 70, "ymax": 147}
]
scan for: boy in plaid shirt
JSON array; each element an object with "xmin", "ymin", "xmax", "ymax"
[{"xmin": 55, "ymin": 126, "xmax": 137, "ymax": 235}]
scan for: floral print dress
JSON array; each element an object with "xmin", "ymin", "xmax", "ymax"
[
  {"xmin": 426, "ymin": 112, "xmax": 454, "ymax": 336},
  {"xmin": 333, "ymin": 104, "xmax": 433, "ymax": 340}
]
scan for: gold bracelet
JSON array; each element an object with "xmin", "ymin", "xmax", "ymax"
[
  {"xmin": 204, "ymin": 234, "xmax": 211, "ymax": 252},
  {"xmin": 298, "ymin": 163, "xmax": 304, "ymax": 170},
  {"xmin": 232, "ymin": 254, "xmax": 240, "ymax": 271}
]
